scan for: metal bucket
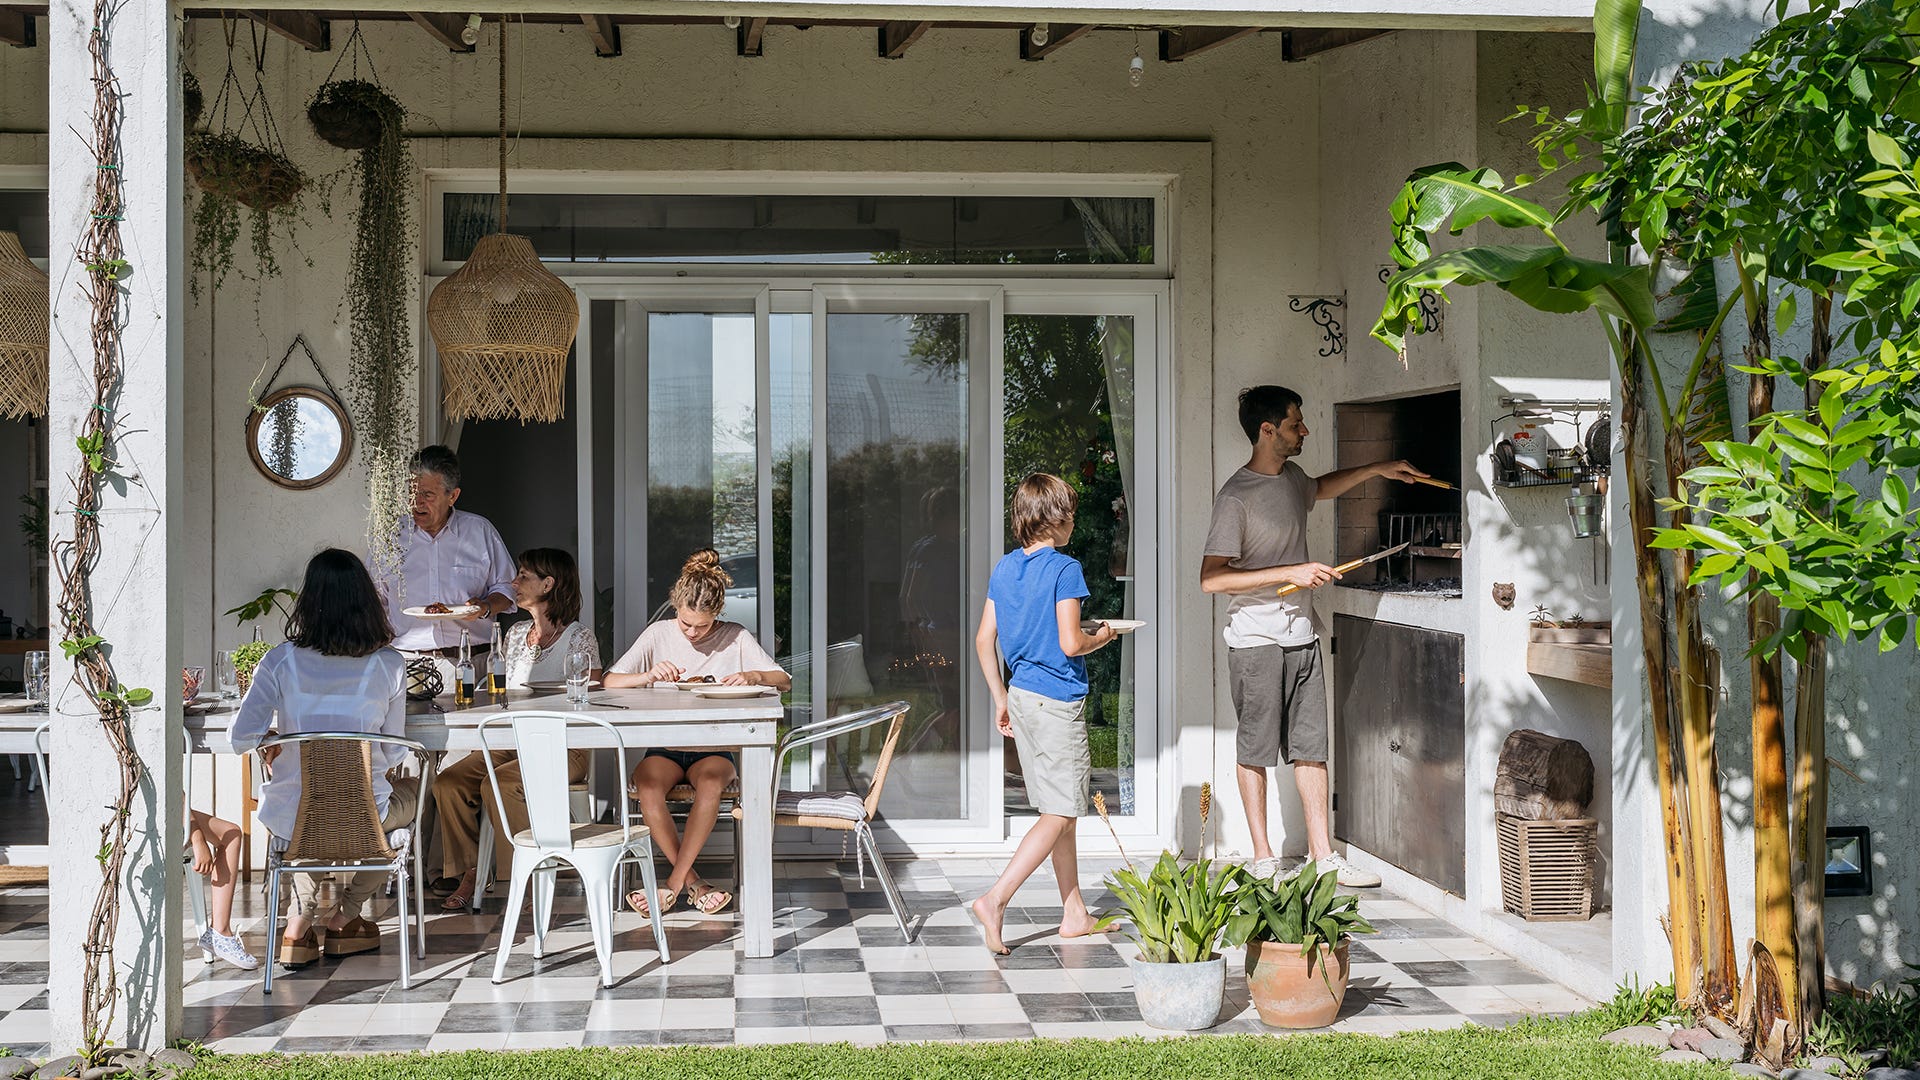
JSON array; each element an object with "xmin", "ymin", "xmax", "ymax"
[{"xmin": 1566, "ymin": 490, "xmax": 1605, "ymax": 538}]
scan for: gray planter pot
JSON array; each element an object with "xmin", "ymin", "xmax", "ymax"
[{"xmin": 1130, "ymin": 955, "xmax": 1227, "ymax": 1031}]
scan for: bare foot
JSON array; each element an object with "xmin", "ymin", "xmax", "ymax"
[
  {"xmin": 969, "ymin": 896, "xmax": 1010, "ymax": 955},
  {"xmin": 1057, "ymin": 913, "xmax": 1101, "ymax": 939}
]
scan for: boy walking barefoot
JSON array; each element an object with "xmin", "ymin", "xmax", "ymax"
[{"xmin": 969, "ymin": 474, "xmax": 1119, "ymax": 955}]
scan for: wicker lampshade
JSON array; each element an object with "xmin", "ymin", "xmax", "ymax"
[
  {"xmin": 427, "ymin": 234, "xmax": 578, "ymax": 422},
  {"xmin": 0, "ymin": 231, "xmax": 49, "ymax": 420},
  {"xmin": 424, "ymin": 16, "xmax": 578, "ymax": 424}
]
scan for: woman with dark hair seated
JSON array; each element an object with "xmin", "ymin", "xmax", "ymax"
[
  {"xmin": 230, "ymin": 548, "xmax": 414, "ymax": 968},
  {"xmin": 430, "ymin": 547, "xmax": 599, "ymax": 910}
]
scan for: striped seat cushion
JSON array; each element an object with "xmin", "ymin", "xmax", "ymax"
[{"xmin": 774, "ymin": 790, "xmax": 866, "ymax": 821}]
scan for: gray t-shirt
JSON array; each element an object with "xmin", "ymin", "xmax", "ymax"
[{"xmin": 1203, "ymin": 463, "xmax": 1319, "ymax": 647}]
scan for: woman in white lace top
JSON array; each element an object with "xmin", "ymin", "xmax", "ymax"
[{"xmin": 430, "ymin": 547, "xmax": 599, "ymax": 910}]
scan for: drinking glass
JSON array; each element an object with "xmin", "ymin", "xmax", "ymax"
[
  {"xmin": 182, "ymin": 665, "xmax": 206, "ymax": 705},
  {"xmin": 215, "ymin": 652, "xmax": 238, "ymax": 699},
  {"xmin": 24, "ymin": 650, "xmax": 48, "ymax": 704},
  {"xmin": 564, "ymin": 642, "xmax": 591, "ymax": 705}
]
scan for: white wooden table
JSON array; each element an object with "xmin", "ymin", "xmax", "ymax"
[{"xmin": 3, "ymin": 686, "xmax": 788, "ymax": 958}]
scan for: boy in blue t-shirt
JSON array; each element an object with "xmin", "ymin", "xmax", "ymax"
[{"xmin": 969, "ymin": 473, "xmax": 1118, "ymax": 955}]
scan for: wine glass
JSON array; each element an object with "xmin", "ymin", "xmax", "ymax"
[{"xmin": 23, "ymin": 650, "xmax": 48, "ymax": 705}]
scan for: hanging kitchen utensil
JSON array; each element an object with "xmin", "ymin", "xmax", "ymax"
[
  {"xmin": 425, "ymin": 14, "xmax": 578, "ymax": 423},
  {"xmin": 0, "ymin": 231, "xmax": 48, "ymax": 420},
  {"xmin": 1274, "ymin": 542, "xmax": 1411, "ymax": 597},
  {"xmin": 1583, "ymin": 415, "xmax": 1612, "ymax": 472}
]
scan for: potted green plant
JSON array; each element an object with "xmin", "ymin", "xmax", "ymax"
[
  {"xmin": 1223, "ymin": 861, "xmax": 1378, "ymax": 1029},
  {"xmin": 1094, "ymin": 851, "xmax": 1247, "ymax": 1030},
  {"xmin": 229, "ymin": 639, "xmax": 272, "ymax": 698}
]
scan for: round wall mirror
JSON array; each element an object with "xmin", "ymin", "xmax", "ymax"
[{"xmin": 246, "ymin": 386, "xmax": 353, "ymax": 490}]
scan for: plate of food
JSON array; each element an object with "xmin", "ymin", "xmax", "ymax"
[
  {"xmin": 689, "ymin": 685, "xmax": 777, "ymax": 699},
  {"xmin": 403, "ymin": 603, "xmax": 483, "ymax": 620},
  {"xmin": 667, "ymin": 676, "xmax": 721, "ymax": 690},
  {"xmin": 1082, "ymin": 619, "xmax": 1147, "ymax": 635},
  {"xmin": 183, "ymin": 694, "xmax": 223, "ymax": 715},
  {"xmin": 524, "ymin": 679, "xmax": 602, "ymax": 693}
]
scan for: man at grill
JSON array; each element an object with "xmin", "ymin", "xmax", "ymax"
[{"xmin": 1200, "ymin": 384, "xmax": 1427, "ymax": 889}]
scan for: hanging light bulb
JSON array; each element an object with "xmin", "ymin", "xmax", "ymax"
[
  {"xmin": 1128, "ymin": 48, "xmax": 1145, "ymax": 88},
  {"xmin": 723, "ymin": 15, "xmax": 742, "ymax": 29},
  {"xmin": 461, "ymin": 13, "xmax": 483, "ymax": 46},
  {"xmin": 1029, "ymin": 22, "xmax": 1050, "ymax": 47}
]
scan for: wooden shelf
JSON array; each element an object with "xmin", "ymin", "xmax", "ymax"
[{"xmin": 1526, "ymin": 626, "xmax": 1610, "ymax": 688}]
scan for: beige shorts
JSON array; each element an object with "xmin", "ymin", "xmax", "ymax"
[{"xmin": 1008, "ymin": 686, "xmax": 1090, "ymax": 818}]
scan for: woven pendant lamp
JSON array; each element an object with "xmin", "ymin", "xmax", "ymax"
[
  {"xmin": 425, "ymin": 16, "xmax": 577, "ymax": 423},
  {"xmin": 0, "ymin": 231, "xmax": 49, "ymax": 420}
]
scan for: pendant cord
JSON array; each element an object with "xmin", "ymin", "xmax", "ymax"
[{"xmin": 497, "ymin": 12, "xmax": 507, "ymax": 234}]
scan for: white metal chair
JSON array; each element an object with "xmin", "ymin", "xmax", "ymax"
[
  {"xmin": 483, "ymin": 712, "xmax": 669, "ymax": 987},
  {"xmin": 470, "ymin": 778, "xmax": 595, "ymax": 913},
  {"xmin": 732, "ymin": 700, "xmax": 916, "ymax": 942},
  {"xmin": 260, "ymin": 731, "xmax": 435, "ymax": 992}
]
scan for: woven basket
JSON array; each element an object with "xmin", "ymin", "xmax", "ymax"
[
  {"xmin": 1497, "ymin": 813, "xmax": 1596, "ymax": 921},
  {"xmin": 0, "ymin": 231, "xmax": 49, "ymax": 420},
  {"xmin": 426, "ymin": 233, "xmax": 578, "ymax": 423}
]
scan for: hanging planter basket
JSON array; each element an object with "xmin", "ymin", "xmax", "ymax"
[
  {"xmin": 184, "ymin": 70, "xmax": 204, "ymax": 129},
  {"xmin": 428, "ymin": 234, "xmax": 578, "ymax": 423},
  {"xmin": 185, "ymin": 131, "xmax": 305, "ymax": 211},
  {"xmin": 308, "ymin": 78, "xmax": 400, "ymax": 151},
  {"xmin": 0, "ymin": 231, "xmax": 49, "ymax": 421}
]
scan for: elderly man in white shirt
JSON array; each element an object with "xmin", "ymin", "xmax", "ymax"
[{"xmin": 377, "ymin": 445, "xmax": 517, "ymax": 669}]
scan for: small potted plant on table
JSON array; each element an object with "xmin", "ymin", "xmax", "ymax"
[{"xmin": 1223, "ymin": 861, "xmax": 1378, "ymax": 1029}]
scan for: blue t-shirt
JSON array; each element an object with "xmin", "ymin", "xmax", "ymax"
[{"xmin": 987, "ymin": 545, "xmax": 1091, "ymax": 702}]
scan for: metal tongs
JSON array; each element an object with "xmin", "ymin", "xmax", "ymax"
[{"xmin": 1274, "ymin": 541, "xmax": 1411, "ymax": 597}]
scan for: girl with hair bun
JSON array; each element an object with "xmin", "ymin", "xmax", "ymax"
[{"xmin": 605, "ymin": 548, "xmax": 791, "ymax": 918}]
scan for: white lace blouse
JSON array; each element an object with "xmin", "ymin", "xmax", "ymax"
[{"xmin": 502, "ymin": 619, "xmax": 600, "ymax": 687}]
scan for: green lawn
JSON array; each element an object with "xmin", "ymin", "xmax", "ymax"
[{"xmin": 184, "ymin": 1014, "xmax": 1721, "ymax": 1080}]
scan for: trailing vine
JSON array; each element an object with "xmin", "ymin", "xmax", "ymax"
[
  {"xmin": 59, "ymin": 0, "xmax": 154, "ymax": 1059},
  {"xmin": 313, "ymin": 24, "xmax": 415, "ymax": 580}
]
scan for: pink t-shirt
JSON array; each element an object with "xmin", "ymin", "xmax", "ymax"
[{"xmin": 607, "ymin": 619, "xmax": 784, "ymax": 680}]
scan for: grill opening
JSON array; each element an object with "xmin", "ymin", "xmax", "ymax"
[{"xmin": 1334, "ymin": 389, "xmax": 1462, "ymax": 596}]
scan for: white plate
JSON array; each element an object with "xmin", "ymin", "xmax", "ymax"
[
  {"xmin": 1082, "ymin": 619, "xmax": 1147, "ymax": 635},
  {"xmin": 689, "ymin": 686, "xmax": 776, "ymax": 699},
  {"xmin": 402, "ymin": 604, "xmax": 483, "ymax": 620},
  {"xmin": 524, "ymin": 680, "xmax": 602, "ymax": 693},
  {"xmin": 668, "ymin": 679, "xmax": 723, "ymax": 690},
  {"xmin": 0, "ymin": 697, "xmax": 44, "ymax": 713}
]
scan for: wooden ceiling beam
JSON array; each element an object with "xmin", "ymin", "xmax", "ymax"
[
  {"xmin": 580, "ymin": 13, "xmax": 620, "ymax": 57},
  {"xmin": 248, "ymin": 11, "xmax": 329, "ymax": 51},
  {"xmin": 0, "ymin": 9, "xmax": 35, "ymax": 48},
  {"xmin": 1283, "ymin": 27, "xmax": 1391, "ymax": 61},
  {"xmin": 409, "ymin": 12, "xmax": 475, "ymax": 53},
  {"xmin": 737, "ymin": 17, "xmax": 767, "ymax": 57},
  {"xmin": 1019, "ymin": 23, "xmax": 1093, "ymax": 61},
  {"xmin": 1158, "ymin": 25, "xmax": 1259, "ymax": 62},
  {"xmin": 877, "ymin": 20, "xmax": 930, "ymax": 59}
]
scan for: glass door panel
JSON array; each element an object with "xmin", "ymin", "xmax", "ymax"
[
  {"xmin": 1000, "ymin": 313, "xmax": 1140, "ymax": 818},
  {"xmin": 823, "ymin": 309, "xmax": 972, "ymax": 825}
]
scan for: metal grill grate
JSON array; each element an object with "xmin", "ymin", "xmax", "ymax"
[{"xmin": 1378, "ymin": 512, "xmax": 1462, "ymax": 586}]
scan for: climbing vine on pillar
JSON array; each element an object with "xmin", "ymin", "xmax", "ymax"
[{"xmin": 56, "ymin": 0, "xmax": 155, "ymax": 1060}]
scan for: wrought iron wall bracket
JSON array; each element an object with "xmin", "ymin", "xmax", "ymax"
[{"xmin": 1288, "ymin": 293, "xmax": 1346, "ymax": 357}]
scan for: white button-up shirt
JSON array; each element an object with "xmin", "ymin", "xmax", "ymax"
[{"xmin": 377, "ymin": 508, "xmax": 518, "ymax": 651}]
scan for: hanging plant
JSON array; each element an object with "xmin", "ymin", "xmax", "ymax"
[
  {"xmin": 187, "ymin": 18, "xmax": 311, "ymax": 298},
  {"xmin": 315, "ymin": 24, "xmax": 417, "ymax": 580},
  {"xmin": 183, "ymin": 69, "xmax": 203, "ymax": 129}
]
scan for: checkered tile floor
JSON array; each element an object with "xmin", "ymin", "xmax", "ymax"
[{"xmin": 0, "ymin": 858, "xmax": 1592, "ymax": 1055}]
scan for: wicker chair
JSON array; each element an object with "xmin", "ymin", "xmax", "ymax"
[
  {"xmin": 260, "ymin": 731, "xmax": 435, "ymax": 992},
  {"xmin": 484, "ymin": 712, "xmax": 670, "ymax": 986},
  {"xmin": 731, "ymin": 700, "xmax": 915, "ymax": 942}
]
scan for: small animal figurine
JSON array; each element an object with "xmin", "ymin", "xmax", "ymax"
[{"xmin": 1491, "ymin": 582, "xmax": 1517, "ymax": 610}]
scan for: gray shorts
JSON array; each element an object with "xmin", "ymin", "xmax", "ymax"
[
  {"xmin": 1229, "ymin": 641, "xmax": 1329, "ymax": 767},
  {"xmin": 1007, "ymin": 687, "xmax": 1090, "ymax": 817}
]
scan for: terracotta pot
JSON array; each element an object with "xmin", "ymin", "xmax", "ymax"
[
  {"xmin": 1244, "ymin": 939, "xmax": 1350, "ymax": 1029},
  {"xmin": 1129, "ymin": 955, "xmax": 1226, "ymax": 1031}
]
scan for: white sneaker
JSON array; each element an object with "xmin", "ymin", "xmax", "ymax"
[
  {"xmin": 1319, "ymin": 853, "xmax": 1382, "ymax": 889},
  {"xmin": 200, "ymin": 928, "xmax": 260, "ymax": 970},
  {"xmin": 1247, "ymin": 857, "xmax": 1281, "ymax": 882}
]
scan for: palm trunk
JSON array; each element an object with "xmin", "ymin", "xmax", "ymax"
[
  {"xmin": 1741, "ymin": 277, "xmax": 1797, "ymax": 1025},
  {"xmin": 1790, "ymin": 634, "xmax": 1829, "ymax": 1025},
  {"xmin": 1623, "ymin": 351, "xmax": 1702, "ymax": 1001}
]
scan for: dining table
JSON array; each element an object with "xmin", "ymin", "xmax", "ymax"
[{"xmin": 0, "ymin": 683, "xmax": 787, "ymax": 958}]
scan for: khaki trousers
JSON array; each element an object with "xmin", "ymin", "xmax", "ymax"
[
  {"xmin": 291, "ymin": 775, "xmax": 420, "ymax": 919},
  {"xmin": 434, "ymin": 748, "xmax": 592, "ymax": 880}
]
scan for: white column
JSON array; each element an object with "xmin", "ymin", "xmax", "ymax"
[{"xmin": 46, "ymin": 0, "xmax": 185, "ymax": 1050}]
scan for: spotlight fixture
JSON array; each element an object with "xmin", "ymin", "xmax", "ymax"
[
  {"xmin": 724, "ymin": 15, "xmax": 743, "ymax": 29},
  {"xmin": 1029, "ymin": 22, "xmax": 1050, "ymax": 47},
  {"xmin": 1128, "ymin": 48, "xmax": 1144, "ymax": 87},
  {"xmin": 460, "ymin": 13, "xmax": 483, "ymax": 46}
]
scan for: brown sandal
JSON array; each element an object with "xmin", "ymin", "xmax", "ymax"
[
  {"xmin": 441, "ymin": 869, "xmax": 478, "ymax": 911},
  {"xmin": 626, "ymin": 887, "xmax": 677, "ymax": 920},
  {"xmin": 686, "ymin": 880, "xmax": 733, "ymax": 915},
  {"xmin": 322, "ymin": 917, "xmax": 381, "ymax": 957},
  {"xmin": 277, "ymin": 930, "xmax": 321, "ymax": 968}
]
